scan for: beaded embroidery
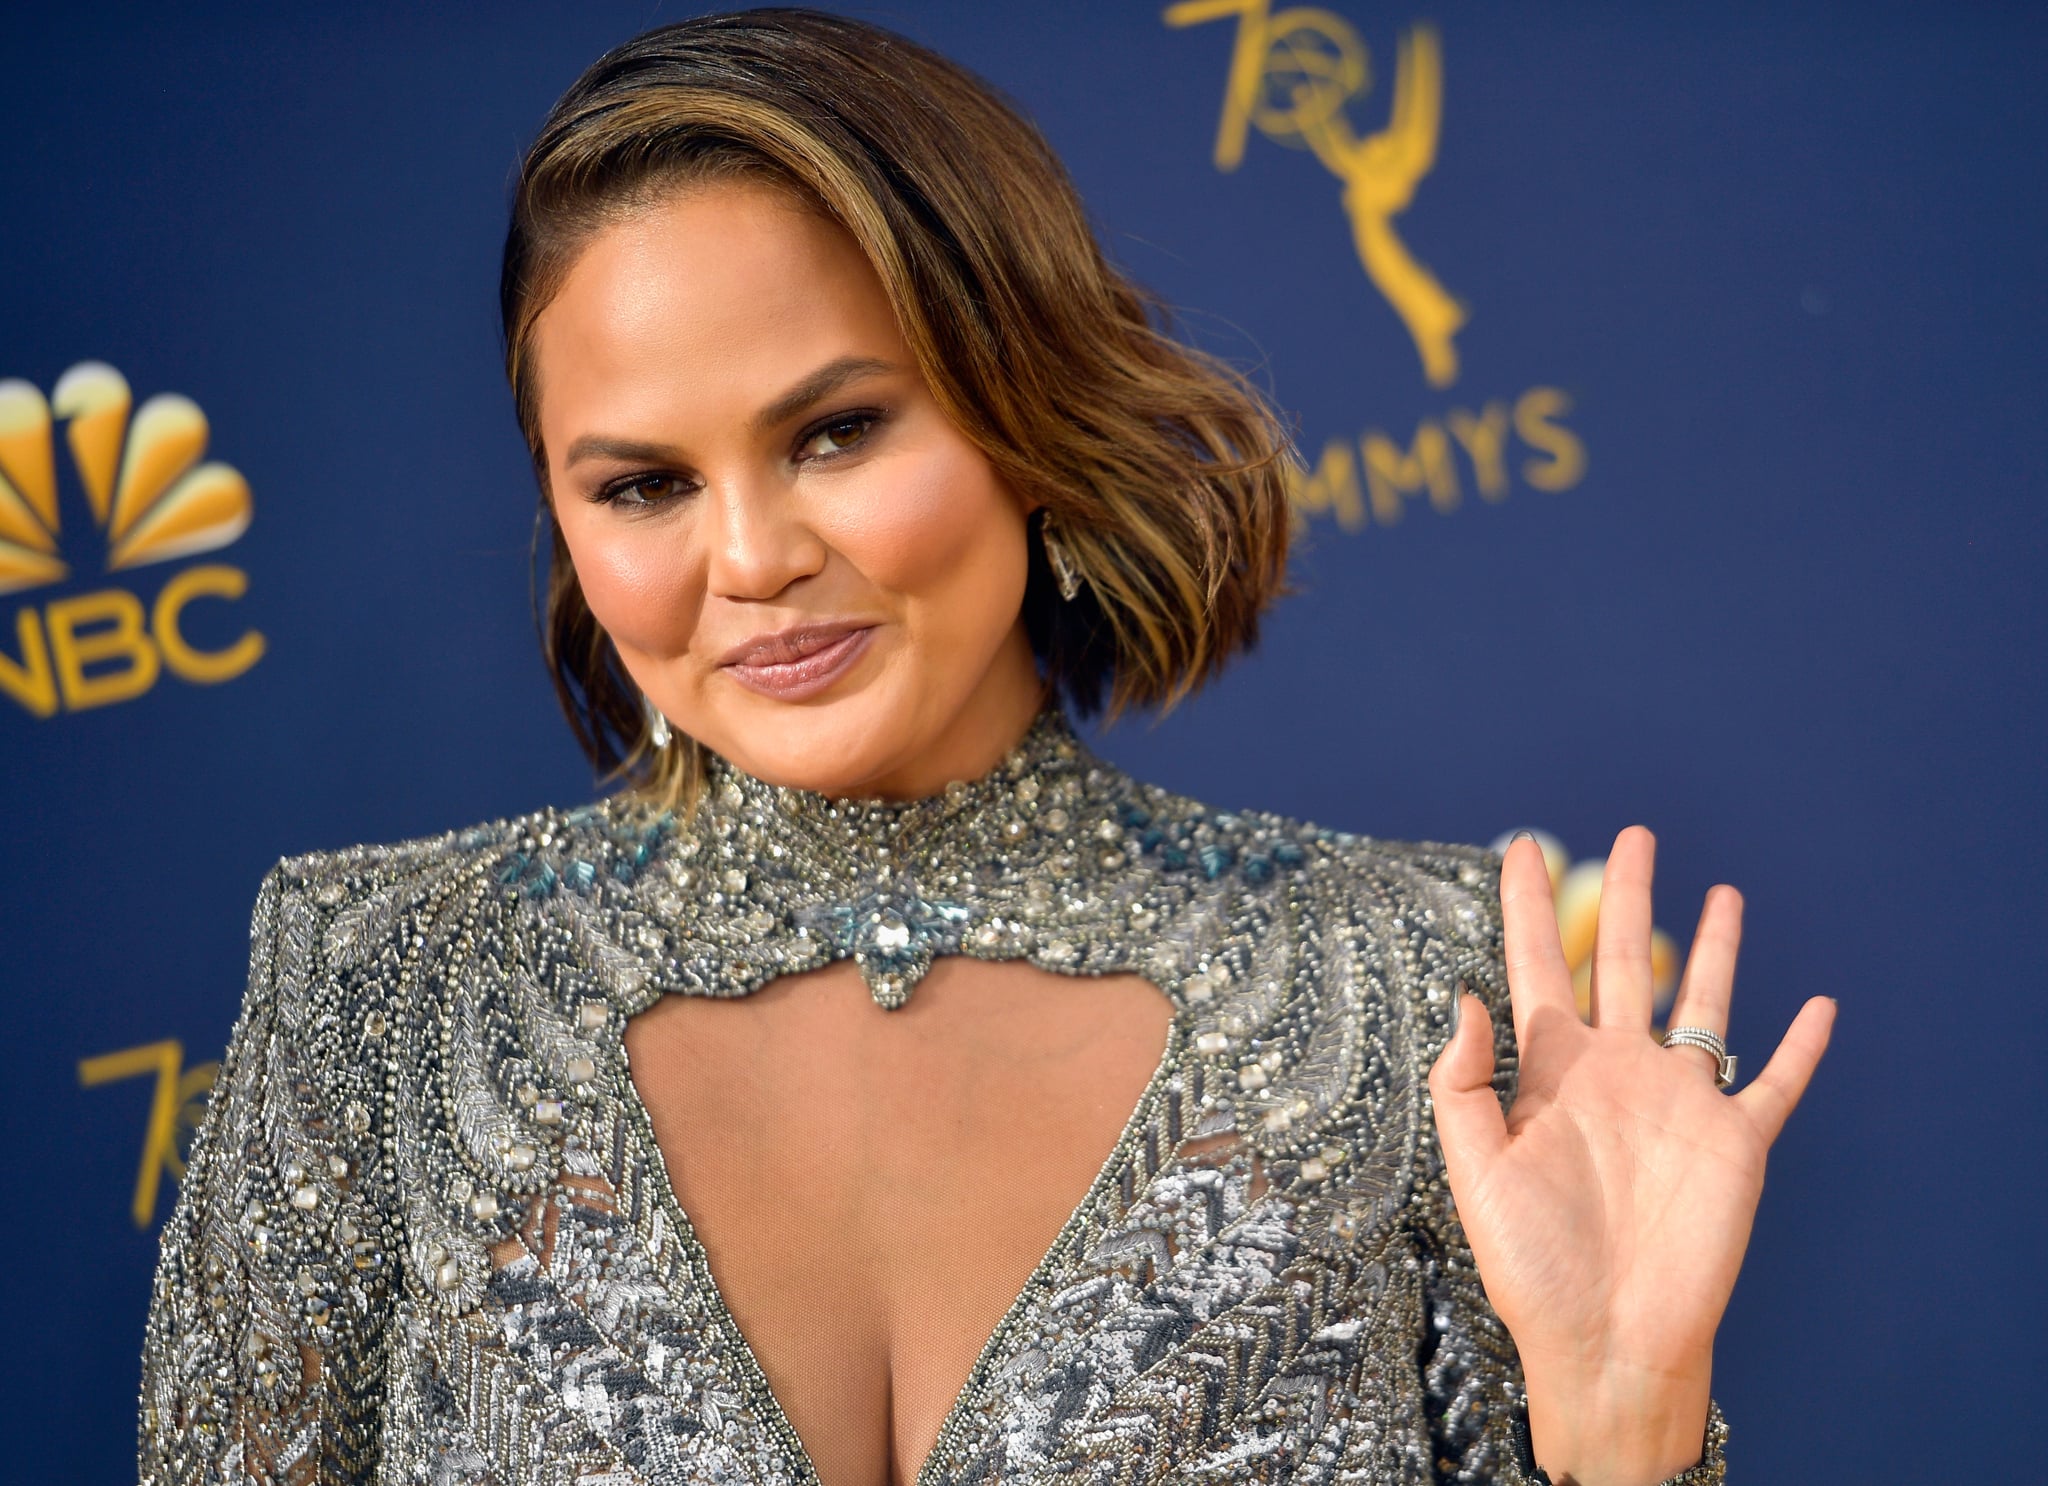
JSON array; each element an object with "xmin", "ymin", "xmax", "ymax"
[{"xmin": 139, "ymin": 710, "xmax": 1726, "ymax": 1484}]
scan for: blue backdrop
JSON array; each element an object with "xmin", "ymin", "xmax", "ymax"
[{"xmin": 4, "ymin": 3, "xmax": 2042, "ymax": 1480}]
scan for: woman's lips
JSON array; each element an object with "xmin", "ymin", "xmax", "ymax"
[{"xmin": 719, "ymin": 623, "xmax": 877, "ymax": 701}]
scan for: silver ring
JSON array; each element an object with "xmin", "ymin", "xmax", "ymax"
[{"xmin": 1661, "ymin": 1025, "xmax": 1738, "ymax": 1089}]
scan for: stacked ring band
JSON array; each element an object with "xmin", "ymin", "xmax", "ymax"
[{"xmin": 1661, "ymin": 1025, "xmax": 1738, "ymax": 1089}]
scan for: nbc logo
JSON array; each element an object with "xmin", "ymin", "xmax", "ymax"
[{"xmin": 0, "ymin": 362, "xmax": 264, "ymax": 717}]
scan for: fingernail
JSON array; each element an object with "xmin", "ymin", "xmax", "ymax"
[
  {"xmin": 1451, "ymin": 979, "xmax": 1466, "ymax": 1037},
  {"xmin": 1511, "ymin": 829, "xmax": 1535, "ymax": 846}
]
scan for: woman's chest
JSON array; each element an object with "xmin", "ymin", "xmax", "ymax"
[{"xmin": 619, "ymin": 957, "xmax": 1177, "ymax": 1485}]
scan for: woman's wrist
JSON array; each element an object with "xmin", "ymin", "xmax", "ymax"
[{"xmin": 1520, "ymin": 1355, "xmax": 1715, "ymax": 1486}]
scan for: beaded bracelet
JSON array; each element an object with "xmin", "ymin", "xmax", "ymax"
[{"xmin": 1511, "ymin": 1399, "xmax": 1730, "ymax": 1485}]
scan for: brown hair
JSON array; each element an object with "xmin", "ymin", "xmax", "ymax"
[{"xmin": 502, "ymin": 6, "xmax": 1297, "ymax": 805}]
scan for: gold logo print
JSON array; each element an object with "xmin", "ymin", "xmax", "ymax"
[
  {"xmin": 79, "ymin": 1039, "xmax": 219, "ymax": 1228},
  {"xmin": 0, "ymin": 362, "xmax": 251, "ymax": 592},
  {"xmin": 1166, "ymin": 0, "xmax": 1465, "ymax": 388},
  {"xmin": 0, "ymin": 362, "xmax": 263, "ymax": 716}
]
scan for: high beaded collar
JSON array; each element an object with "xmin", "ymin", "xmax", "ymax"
[
  {"xmin": 501, "ymin": 704, "xmax": 1318, "ymax": 1018},
  {"xmin": 672, "ymin": 706, "xmax": 1125, "ymax": 1008},
  {"xmin": 698, "ymin": 705, "xmax": 1093, "ymax": 867}
]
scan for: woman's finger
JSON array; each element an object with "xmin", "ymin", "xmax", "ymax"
[
  {"xmin": 1662, "ymin": 884, "xmax": 1743, "ymax": 1080},
  {"xmin": 1734, "ymin": 996, "xmax": 1837, "ymax": 1143},
  {"xmin": 1499, "ymin": 834, "xmax": 1580, "ymax": 1051},
  {"xmin": 1589, "ymin": 826, "xmax": 1657, "ymax": 1033},
  {"xmin": 1429, "ymin": 988, "xmax": 1509, "ymax": 1183}
]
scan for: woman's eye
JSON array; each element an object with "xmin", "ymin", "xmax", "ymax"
[
  {"xmin": 798, "ymin": 413, "xmax": 878, "ymax": 460},
  {"xmin": 602, "ymin": 473, "xmax": 689, "ymax": 506}
]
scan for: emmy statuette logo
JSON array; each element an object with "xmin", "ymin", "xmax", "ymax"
[
  {"xmin": 0, "ymin": 361, "xmax": 265, "ymax": 716},
  {"xmin": 1164, "ymin": 2, "xmax": 1589, "ymax": 533},
  {"xmin": 1166, "ymin": 0, "xmax": 1462, "ymax": 387}
]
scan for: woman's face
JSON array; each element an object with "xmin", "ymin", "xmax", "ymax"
[{"xmin": 533, "ymin": 181, "xmax": 1043, "ymax": 799}]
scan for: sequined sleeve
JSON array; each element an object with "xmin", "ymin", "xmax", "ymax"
[
  {"xmin": 139, "ymin": 862, "xmax": 399, "ymax": 1485},
  {"xmin": 1403, "ymin": 848, "xmax": 1730, "ymax": 1485}
]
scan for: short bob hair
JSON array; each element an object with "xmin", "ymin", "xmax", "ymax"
[{"xmin": 502, "ymin": 6, "xmax": 1296, "ymax": 806}]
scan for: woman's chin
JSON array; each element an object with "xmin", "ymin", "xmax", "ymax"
[{"xmin": 699, "ymin": 688, "xmax": 924, "ymax": 798}]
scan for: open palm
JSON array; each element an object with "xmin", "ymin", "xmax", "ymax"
[{"xmin": 1429, "ymin": 828, "xmax": 1835, "ymax": 1485}]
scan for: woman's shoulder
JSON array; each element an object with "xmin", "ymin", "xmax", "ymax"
[
  {"xmin": 265, "ymin": 796, "xmax": 659, "ymax": 906},
  {"xmin": 248, "ymin": 797, "xmax": 663, "ymax": 991},
  {"xmin": 1121, "ymin": 772, "xmax": 1504, "ymax": 945}
]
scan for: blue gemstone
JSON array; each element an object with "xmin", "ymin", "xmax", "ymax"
[
  {"xmin": 1272, "ymin": 841, "xmax": 1306, "ymax": 866},
  {"xmin": 1160, "ymin": 845, "xmax": 1189, "ymax": 871},
  {"xmin": 1242, "ymin": 855, "xmax": 1274, "ymax": 883},
  {"xmin": 1198, "ymin": 844, "xmax": 1234, "ymax": 880}
]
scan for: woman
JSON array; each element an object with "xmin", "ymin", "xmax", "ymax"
[{"xmin": 137, "ymin": 10, "xmax": 1832, "ymax": 1484}]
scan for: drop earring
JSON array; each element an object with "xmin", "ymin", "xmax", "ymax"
[
  {"xmin": 1041, "ymin": 511, "xmax": 1085, "ymax": 602},
  {"xmin": 644, "ymin": 694, "xmax": 672, "ymax": 750}
]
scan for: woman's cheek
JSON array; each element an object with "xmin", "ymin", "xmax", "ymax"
[
  {"xmin": 567, "ymin": 521, "xmax": 701, "ymax": 657},
  {"xmin": 831, "ymin": 446, "xmax": 1018, "ymax": 593}
]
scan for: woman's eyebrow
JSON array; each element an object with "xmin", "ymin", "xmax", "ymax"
[
  {"xmin": 562, "ymin": 356, "xmax": 901, "ymax": 469},
  {"xmin": 563, "ymin": 435, "xmax": 686, "ymax": 469},
  {"xmin": 749, "ymin": 355, "xmax": 899, "ymax": 435}
]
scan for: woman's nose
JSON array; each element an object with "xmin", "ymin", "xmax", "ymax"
[{"xmin": 701, "ymin": 478, "xmax": 828, "ymax": 601}]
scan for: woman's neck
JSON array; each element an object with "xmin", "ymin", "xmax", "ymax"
[{"xmin": 836, "ymin": 626, "xmax": 1049, "ymax": 802}]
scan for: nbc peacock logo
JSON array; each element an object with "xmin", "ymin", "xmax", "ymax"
[{"xmin": 0, "ymin": 362, "xmax": 264, "ymax": 717}]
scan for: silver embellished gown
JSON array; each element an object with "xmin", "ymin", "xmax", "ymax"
[{"xmin": 138, "ymin": 710, "xmax": 1727, "ymax": 1485}]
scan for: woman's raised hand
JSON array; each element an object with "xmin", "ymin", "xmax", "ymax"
[{"xmin": 1428, "ymin": 828, "xmax": 1834, "ymax": 1486}]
